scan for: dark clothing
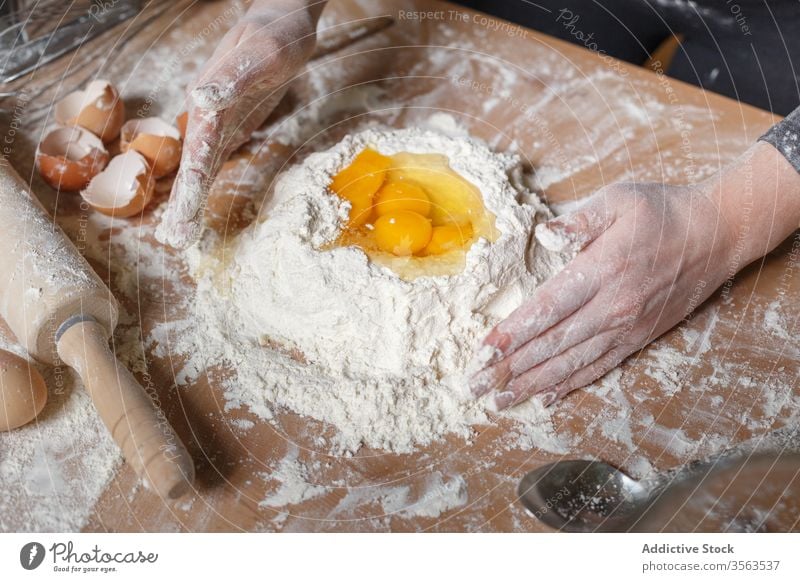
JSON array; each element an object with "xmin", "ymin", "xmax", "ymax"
[
  {"xmin": 456, "ymin": 0, "xmax": 800, "ymax": 116},
  {"xmin": 760, "ymin": 108, "xmax": 800, "ymax": 174}
]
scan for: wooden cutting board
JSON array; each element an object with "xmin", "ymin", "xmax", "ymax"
[{"xmin": 1, "ymin": 0, "xmax": 797, "ymax": 532}]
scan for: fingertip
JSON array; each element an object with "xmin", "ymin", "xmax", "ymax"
[
  {"xmin": 191, "ymin": 82, "xmax": 236, "ymax": 111},
  {"xmin": 155, "ymin": 218, "xmax": 200, "ymax": 250},
  {"xmin": 535, "ymin": 388, "xmax": 560, "ymax": 408},
  {"xmin": 466, "ymin": 367, "xmax": 500, "ymax": 399},
  {"xmin": 486, "ymin": 391, "xmax": 516, "ymax": 412},
  {"xmin": 481, "ymin": 328, "xmax": 512, "ymax": 358},
  {"xmin": 535, "ymin": 220, "xmax": 574, "ymax": 253},
  {"xmin": 465, "ymin": 342, "xmax": 503, "ymax": 377}
]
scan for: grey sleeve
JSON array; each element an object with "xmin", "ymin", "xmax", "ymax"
[{"xmin": 759, "ymin": 105, "xmax": 800, "ymax": 173}]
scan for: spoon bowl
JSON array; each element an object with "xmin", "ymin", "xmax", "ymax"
[{"xmin": 517, "ymin": 460, "xmax": 650, "ymax": 531}]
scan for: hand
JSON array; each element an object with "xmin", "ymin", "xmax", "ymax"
[
  {"xmin": 156, "ymin": 0, "xmax": 324, "ymax": 249},
  {"xmin": 466, "ymin": 181, "xmax": 737, "ymax": 410}
]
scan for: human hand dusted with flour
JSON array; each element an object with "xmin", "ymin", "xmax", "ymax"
[
  {"xmin": 468, "ymin": 140, "xmax": 800, "ymax": 410},
  {"xmin": 156, "ymin": 0, "xmax": 326, "ymax": 249}
]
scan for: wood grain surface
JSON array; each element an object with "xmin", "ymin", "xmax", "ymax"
[{"xmin": 1, "ymin": 0, "xmax": 797, "ymax": 532}]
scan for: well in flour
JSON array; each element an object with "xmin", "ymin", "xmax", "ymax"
[{"xmin": 174, "ymin": 125, "xmax": 572, "ymax": 454}]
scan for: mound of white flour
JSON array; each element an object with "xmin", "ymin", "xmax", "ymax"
[
  {"xmin": 176, "ymin": 127, "xmax": 570, "ymax": 453},
  {"xmin": 237, "ymin": 128, "xmax": 553, "ymax": 378}
]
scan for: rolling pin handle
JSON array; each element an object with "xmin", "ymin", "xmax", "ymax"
[{"xmin": 55, "ymin": 317, "xmax": 195, "ymax": 500}]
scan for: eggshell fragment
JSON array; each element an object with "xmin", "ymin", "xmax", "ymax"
[
  {"xmin": 0, "ymin": 349, "xmax": 47, "ymax": 432},
  {"xmin": 175, "ymin": 111, "xmax": 188, "ymax": 139},
  {"xmin": 54, "ymin": 80, "xmax": 125, "ymax": 143},
  {"xmin": 82, "ymin": 151, "xmax": 155, "ymax": 217},
  {"xmin": 120, "ymin": 117, "xmax": 182, "ymax": 178},
  {"xmin": 36, "ymin": 126, "xmax": 109, "ymax": 191}
]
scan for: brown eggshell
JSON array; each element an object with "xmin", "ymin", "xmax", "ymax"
[
  {"xmin": 175, "ymin": 111, "xmax": 188, "ymax": 139},
  {"xmin": 0, "ymin": 349, "xmax": 47, "ymax": 432},
  {"xmin": 55, "ymin": 80, "xmax": 125, "ymax": 143},
  {"xmin": 81, "ymin": 151, "xmax": 155, "ymax": 218},
  {"xmin": 35, "ymin": 126, "xmax": 109, "ymax": 191},
  {"xmin": 120, "ymin": 117, "xmax": 182, "ymax": 178}
]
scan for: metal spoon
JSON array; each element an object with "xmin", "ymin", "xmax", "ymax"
[
  {"xmin": 518, "ymin": 446, "xmax": 800, "ymax": 532},
  {"xmin": 517, "ymin": 460, "xmax": 651, "ymax": 532}
]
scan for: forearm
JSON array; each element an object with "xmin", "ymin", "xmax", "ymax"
[{"xmin": 706, "ymin": 140, "xmax": 800, "ymax": 268}]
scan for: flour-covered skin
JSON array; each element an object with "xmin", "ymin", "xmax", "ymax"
[
  {"xmin": 469, "ymin": 141, "xmax": 800, "ymax": 410},
  {"xmin": 156, "ymin": 0, "xmax": 325, "ymax": 249}
]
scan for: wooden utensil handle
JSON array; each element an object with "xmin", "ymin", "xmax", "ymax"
[{"xmin": 56, "ymin": 317, "xmax": 195, "ymax": 500}]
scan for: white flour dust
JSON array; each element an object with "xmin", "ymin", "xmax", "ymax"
[
  {"xmin": 259, "ymin": 447, "xmax": 326, "ymax": 508},
  {"xmin": 324, "ymin": 470, "xmax": 469, "ymax": 522},
  {"xmin": 0, "ymin": 334, "xmax": 120, "ymax": 532},
  {"xmin": 167, "ymin": 124, "xmax": 572, "ymax": 454},
  {"xmin": 5, "ymin": 0, "xmax": 798, "ymax": 530}
]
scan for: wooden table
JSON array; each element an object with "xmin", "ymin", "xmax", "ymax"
[{"xmin": 1, "ymin": 0, "xmax": 797, "ymax": 532}]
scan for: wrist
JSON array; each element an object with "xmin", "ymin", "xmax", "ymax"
[{"xmin": 704, "ymin": 141, "xmax": 800, "ymax": 267}]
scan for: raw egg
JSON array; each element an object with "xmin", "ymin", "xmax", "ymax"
[
  {"xmin": 82, "ymin": 151, "xmax": 155, "ymax": 217},
  {"xmin": 373, "ymin": 181, "xmax": 431, "ymax": 217},
  {"xmin": 36, "ymin": 126, "xmax": 109, "ymax": 191},
  {"xmin": 0, "ymin": 349, "xmax": 47, "ymax": 432},
  {"xmin": 422, "ymin": 224, "xmax": 474, "ymax": 256},
  {"xmin": 330, "ymin": 148, "xmax": 391, "ymax": 227},
  {"xmin": 55, "ymin": 80, "xmax": 125, "ymax": 143},
  {"xmin": 373, "ymin": 211, "xmax": 432, "ymax": 256},
  {"xmin": 328, "ymin": 148, "xmax": 496, "ymax": 279},
  {"xmin": 120, "ymin": 117, "xmax": 182, "ymax": 178}
]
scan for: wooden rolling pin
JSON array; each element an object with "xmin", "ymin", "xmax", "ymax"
[{"xmin": 0, "ymin": 162, "xmax": 194, "ymax": 500}]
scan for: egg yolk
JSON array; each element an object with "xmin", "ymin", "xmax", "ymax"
[
  {"xmin": 327, "ymin": 148, "xmax": 497, "ymax": 278},
  {"xmin": 422, "ymin": 224, "xmax": 475, "ymax": 256},
  {"xmin": 330, "ymin": 148, "xmax": 391, "ymax": 227},
  {"xmin": 373, "ymin": 211, "xmax": 432, "ymax": 256},
  {"xmin": 373, "ymin": 181, "xmax": 431, "ymax": 217}
]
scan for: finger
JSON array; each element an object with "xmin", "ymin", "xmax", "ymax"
[
  {"xmin": 486, "ymin": 287, "xmax": 624, "ymax": 388},
  {"xmin": 467, "ymin": 294, "xmax": 612, "ymax": 398},
  {"xmin": 535, "ymin": 190, "xmax": 619, "ymax": 254},
  {"xmin": 534, "ymin": 344, "xmax": 636, "ymax": 407},
  {"xmin": 491, "ymin": 331, "xmax": 619, "ymax": 410},
  {"xmin": 158, "ymin": 33, "xmax": 296, "ymax": 249},
  {"xmin": 155, "ymin": 106, "xmax": 225, "ymax": 248},
  {"xmin": 469, "ymin": 252, "xmax": 604, "ymax": 375},
  {"xmin": 227, "ymin": 85, "xmax": 290, "ymax": 152}
]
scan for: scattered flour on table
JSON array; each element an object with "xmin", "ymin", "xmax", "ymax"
[
  {"xmin": 259, "ymin": 447, "xmax": 326, "ymax": 508},
  {"xmin": 326, "ymin": 471, "xmax": 468, "ymax": 520},
  {"xmin": 380, "ymin": 472, "xmax": 468, "ymax": 519},
  {"xmin": 0, "ymin": 335, "xmax": 120, "ymax": 532},
  {"xmin": 763, "ymin": 300, "xmax": 793, "ymax": 340}
]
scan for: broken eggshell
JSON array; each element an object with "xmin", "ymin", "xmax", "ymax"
[
  {"xmin": 81, "ymin": 151, "xmax": 155, "ymax": 217},
  {"xmin": 120, "ymin": 117, "xmax": 182, "ymax": 178},
  {"xmin": 0, "ymin": 349, "xmax": 48, "ymax": 432},
  {"xmin": 54, "ymin": 80, "xmax": 125, "ymax": 143},
  {"xmin": 175, "ymin": 111, "xmax": 188, "ymax": 139},
  {"xmin": 36, "ymin": 126, "xmax": 109, "ymax": 191}
]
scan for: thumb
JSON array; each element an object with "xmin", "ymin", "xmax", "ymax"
[{"xmin": 535, "ymin": 189, "xmax": 619, "ymax": 254}]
